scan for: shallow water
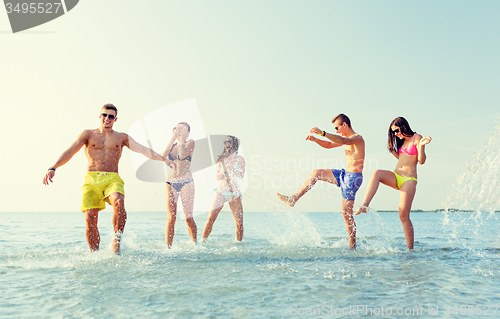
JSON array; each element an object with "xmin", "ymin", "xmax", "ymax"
[{"xmin": 1, "ymin": 211, "xmax": 499, "ymax": 318}]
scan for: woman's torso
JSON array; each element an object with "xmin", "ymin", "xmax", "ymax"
[
  {"xmin": 166, "ymin": 141, "xmax": 194, "ymax": 180},
  {"xmin": 394, "ymin": 135, "xmax": 419, "ymax": 178},
  {"xmin": 216, "ymin": 154, "xmax": 244, "ymax": 191}
]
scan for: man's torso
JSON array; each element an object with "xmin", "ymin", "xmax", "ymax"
[
  {"xmin": 84, "ymin": 129, "xmax": 127, "ymax": 172},
  {"xmin": 343, "ymin": 135, "xmax": 365, "ymax": 173}
]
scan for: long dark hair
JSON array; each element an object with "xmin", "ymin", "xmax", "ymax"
[
  {"xmin": 388, "ymin": 117, "xmax": 416, "ymax": 153},
  {"xmin": 217, "ymin": 136, "xmax": 239, "ymax": 163}
]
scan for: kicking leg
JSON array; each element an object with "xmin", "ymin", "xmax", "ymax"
[
  {"xmin": 277, "ymin": 169, "xmax": 336, "ymax": 207},
  {"xmin": 355, "ymin": 170, "xmax": 397, "ymax": 215}
]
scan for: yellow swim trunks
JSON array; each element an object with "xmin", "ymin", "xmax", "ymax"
[{"xmin": 81, "ymin": 172, "xmax": 125, "ymax": 212}]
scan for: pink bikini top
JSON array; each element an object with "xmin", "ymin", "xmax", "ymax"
[{"xmin": 399, "ymin": 135, "xmax": 418, "ymax": 156}]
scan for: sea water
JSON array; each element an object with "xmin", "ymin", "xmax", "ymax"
[
  {"xmin": 3, "ymin": 120, "xmax": 500, "ymax": 319},
  {"xmin": 1, "ymin": 210, "xmax": 499, "ymax": 318}
]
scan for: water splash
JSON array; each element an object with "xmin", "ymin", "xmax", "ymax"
[
  {"xmin": 260, "ymin": 212, "xmax": 322, "ymax": 247},
  {"xmin": 442, "ymin": 118, "xmax": 500, "ymax": 249},
  {"xmin": 445, "ymin": 118, "xmax": 500, "ymax": 213}
]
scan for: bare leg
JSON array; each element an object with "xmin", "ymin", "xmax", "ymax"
[
  {"xmin": 165, "ymin": 185, "xmax": 179, "ymax": 248},
  {"xmin": 355, "ymin": 170, "xmax": 398, "ymax": 215},
  {"xmin": 399, "ymin": 180, "xmax": 417, "ymax": 249},
  {"xmin": 228, "ymin": 196, "xmax": 244, "ymax": 241},
  {"xmin": 342, "ymin": 199, "xmax": 356, "ymax": 249},
  {"xmin": 108, "ymin": 192, "xmax": 127, "ymax": 254},
  {"xmin": 277, "ymin": 169, "xmax": 336, "ymax": 207},
  {"xmin": 84, "ymin": 209, "xmax": 100, "ymax": 252},
  {"xmin": 180, "ymin": 181, "xmax": 197, "ymax": 243},
  {"xmin": 202, "ymin": 192, "xmax": 226, "ymax": 240}
]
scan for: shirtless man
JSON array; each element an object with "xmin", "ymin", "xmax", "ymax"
[
  {"xmin": 42, "ymin": 104, "xmax": 174, "ymax": 253},
  {"xmin": 277, "ymin": 114, "xmax": 365, "ymax": 249}
]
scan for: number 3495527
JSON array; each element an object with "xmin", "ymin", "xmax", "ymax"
[{"xmin": 5, "ymin": 3, "xmax": 63, "ymax": 14}]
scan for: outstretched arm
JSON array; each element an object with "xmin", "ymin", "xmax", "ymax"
[
  {"xmin": 310, "ymin": 127, "xmax": 362, "ymax": 146},
  {"xmin": 43, "ymin": 130, "xmax": 89, "ymax": 185},
  {"xmin": 324, "ymin": 132, "xmax": 361, "ymax": 145},
  {"xmin": 126, "ymin": 134, "xmax": 175, "ymax": 168},
  {"xmin": 306, "ymin": 135, "xmax": 342, "ymax": 149}
]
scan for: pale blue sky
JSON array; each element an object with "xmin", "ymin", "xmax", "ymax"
[{"xmin": 1, "ymin": 1, "xmax": 499, "ymax": 213}]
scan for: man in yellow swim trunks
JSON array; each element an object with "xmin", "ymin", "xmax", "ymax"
[{"xmin": 43, "ymin": 104, "xmax": 174, "ymax": 253}]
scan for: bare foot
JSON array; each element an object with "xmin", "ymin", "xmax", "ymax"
[
  {"xmin": 354, "ymin": 206, "xmax": 369, "ymax": 216},
  {"xmin": 112, "ymin": 242, "xmax": 120, "ymax": 254},
  {"xmin": 277, "ymin": 193, "xmax": 297, "ymax": 207},
  {"xmin": 112, "ymin": 233, "xmax": 122, "ymax": 254}
]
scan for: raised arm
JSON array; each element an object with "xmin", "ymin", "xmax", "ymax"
[
  {"xmin": 42, "ymin": 130, "xmax": 89, "ymax": 185},
  {"xmin": 309, "ymin": 127, "xmax": 362, "ymax": 146},
  {"xmin": 215, "ymin": 161, "xmax": 225, "ymax": 180},
  {"xmin": 306, "ymin": 135, "xmax": 342, "ymax": 149},
  {"xmin": 224, "ymin": 155, "xmax": 245, "ymax": 179},
  {"xmin": 177, "ymin": 127, "xmax": 195, "ymax": 160},
  {"xmin": 324, "ymin": 132, "xmax": 362, "ymax": 145},
  {"xmin": 417, "ymin": 135, "xmax": 431, "ymax": 164},
  {"xmin": 234, "ymin": 156, "xmax": 246, "ymax": 179},
  {"xmin": 162, "ymin": 126, "xmax": 180, "ymax": 158}
]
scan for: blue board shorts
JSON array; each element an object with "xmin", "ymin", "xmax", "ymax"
[{"xmin": 331, "ymin": 169, "xmax": 363, "ymax": 201}]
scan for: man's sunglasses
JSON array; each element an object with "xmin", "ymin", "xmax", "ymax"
[{"xmin": 101, "ymin": 113, "xmax": 116, "ymax": 120}]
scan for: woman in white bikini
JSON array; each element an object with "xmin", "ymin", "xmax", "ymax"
[
  {"xmin": 202, "ymin": 136, "xmax": 245, "ymax": 241},
  {"xmin": 163, "ymin": 122, "xmax": 196, "ymax": 247},
  {"xmin": 355, "ymin": 117, "xmax": 431, "ymax": 249}
]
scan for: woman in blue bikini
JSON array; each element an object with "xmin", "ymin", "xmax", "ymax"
[
  {"xmin": 202, "ymin": 136, "xmax": 245, "ymax": 241},
  {"xmin": 162, "ymin": 122, "xmax": 196, "ymax": 247},
  {"xmin": 355, "ymin": 117, "xmax": 431, "ymax": 249}
]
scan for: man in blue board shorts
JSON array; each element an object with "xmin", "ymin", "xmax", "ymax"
[
  {"xmin": 42, "ymin": 104, "xmax": 175, "ymax": 253},
  {"xmin": 277, "ymin": 114, "xmax": 365, "ymax": 249}
]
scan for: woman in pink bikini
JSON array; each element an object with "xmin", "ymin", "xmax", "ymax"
[{"xmin": 355, "ymin": 117, "xmax": 431, "ymax": 249}]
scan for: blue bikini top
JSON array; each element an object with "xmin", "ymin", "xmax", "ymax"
[{"xmin": 167, "ymin": 143, "xmax": 192, "ymax": 162}]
